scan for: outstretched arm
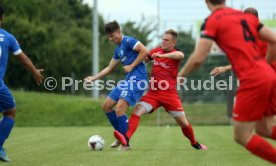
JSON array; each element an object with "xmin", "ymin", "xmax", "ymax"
[
  {"xmin": 84, "ymin": 58, "xmax": 120, "ymax": 82},
  {"xmin": 152, "ymin": 51, "xmax": 184, "ymax": 60},
  {"xmin": 123, "ymin": 43, "xmax": 149, "ymax": 73},
  {"xmin": 258, "ymin": 26, "xmax": 276, "ymax": 63},
  {"xmin": 16, "ymin": 52, "xmax": 44, "ymax": 85},
  {"xmin": 144, "ymin": 55, "xmax": 151, "ymax": 63},
  {"xmin": 210, "ymin": 65, "xmax": 232, "ymax": 76},
  {"xmin": 178, "ymin": 38, "xmax": 213, "ymax": 77}
]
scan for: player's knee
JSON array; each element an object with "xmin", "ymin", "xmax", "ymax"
[
  {"xmin": 132, "ymin": 105, "xmax": 147, "ymax": 117},
  {"xmin": 255, "ymin": 126, "xmax": 271, "ymax": 137},
  {"xmin": 180, "ymin": 120, "xmax": 189, "ymax": 128},
  {"xmin": 115, "ymin": 104, "xmax": 127, "ymax": 116},
  {"xmin": 3, "ymin": 108, "xmax": 16, "ymax": 119},
  {"xmin": 132, "ymin": 109, "xmax": 142, "ymax": 116},
  {"xmin": 175, "ymin": 117, "xmax": 189, "ymax": 128},
  {"xmin": 170, "ymin": 112, "xmax": 187, "ymax": 127},
  {"xmin": 233, "ymin": 132, "xmax": 250, "ymax": 146},
  {"xmin": 255, "ymin": 127, "xmax": 264, "ymax": 135},
  {"xmin": 233, "ymin": 133, "xmax": 243, "ymax": 145}
]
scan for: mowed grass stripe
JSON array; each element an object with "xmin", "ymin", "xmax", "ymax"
[{"xmin": 3, "ymin": 126, "xmax": 275, "ymax": 166}]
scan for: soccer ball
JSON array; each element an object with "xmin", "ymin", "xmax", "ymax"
[{"xmin": 87, "ymin": 135, "xmax": 105, "ymax": 151}]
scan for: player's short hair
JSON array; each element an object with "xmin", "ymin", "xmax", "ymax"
[
  {"xmin": 207, "ymin": 0, "xmax": 226, "ymax": 5},
  {"xmin": 0, "ymin": 6, "xmax": 4, "ymax": 18},
  {"xmin": 244, "ymin": 7, "xmax": 259, "ymax": 18},
  {"xmin": 165, "ymin": 29, "xmax": 178, "ymax": 39},
  {"xmin": 104, "ymin": 21, "xmax": 120, "ymax": 34}
]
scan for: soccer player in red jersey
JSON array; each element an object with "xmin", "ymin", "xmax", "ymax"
[
  {"xmin": 210, "ymin": 7, "xmax": 270, "ymax": 76},
  {"xmin": 179, "ymin": 0, "xmax": 276, "ymax": 163},
  {"xmin": 113, "ymin": 29, "xmax": 207, "ymax": 150}
]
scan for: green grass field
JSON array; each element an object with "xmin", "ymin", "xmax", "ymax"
[
  {"xmin": 4, "ymin": 126, "xmax": 275, "ymax": 166},
  {"xmin": 2, "ymin": 91, "xmax": 273, "ymax": 165}
]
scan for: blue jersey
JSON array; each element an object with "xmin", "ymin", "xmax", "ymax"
[
  {"xmin": 113, "ymin": 36, "xmax": 147, "ymax": 80},
  {"xmin": 0, "ymin": 28, "xmax": 22, "ymax": 80},
  {"xmin": 0, "ymin": 28, "xmax": 21, "ymax": 111}
]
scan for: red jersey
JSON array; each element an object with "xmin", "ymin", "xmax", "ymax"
[
  {"xmin": 149, "ymin": 47, "xmax": 181, "ymax": 91},
  {"xmin": 257, "ymin": 40, "xmax": 268, "ymax": 58},
  {"xmin": 201, "ymin": 8, "xmax": 275, "ymax": 80}
]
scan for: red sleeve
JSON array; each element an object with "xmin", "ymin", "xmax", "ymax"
[
  {"xmin": 256, "ymin": 23, "xmax": 264, "ymax": 34},
  {"xmin": 247, "ymin": 14, "xmax": 263, "ymax": 32},
  {"xmin": 200, "ymin": 17, "xmax": 218, "ymax": 40}
]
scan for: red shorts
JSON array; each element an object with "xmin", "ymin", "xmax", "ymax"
[
  {"xmin": 233, "ymin": 77, "xmax": 276, "ymax": 122},
  {"xmin": 139, "ymin": 90, "xmax": 184, "ymax": 112}
]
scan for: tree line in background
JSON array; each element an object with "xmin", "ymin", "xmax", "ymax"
[{"xmin": 1, "ymin": 0, "xmax": 231, "ymax": 102}]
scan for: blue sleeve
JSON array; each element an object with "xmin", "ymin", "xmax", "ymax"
[
  {"xmin": 125, "ymin": 37, "xmax": 140, "ymax": 50},
  {"xmin": 112, "ymin": 49, "xmax": 120, "ymax": 60},
  {"xmin": 113, "ymin": 53, "xmax": 120, "ymax": 60},
  {"xmin": 9, "ymin": 34, "xmax": 22, "ymax": 55}
]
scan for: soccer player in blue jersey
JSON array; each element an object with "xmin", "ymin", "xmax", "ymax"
[
  {"xmin": 84, "ymin": 21, "xmax": 148, "ymax": 150},
  {"xmin": 0, "ymin": 6, "xmax": 44, "ymax": 162}
]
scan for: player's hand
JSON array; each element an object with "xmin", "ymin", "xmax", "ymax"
[
  {"xmin": 177, "ymin": 75, "xmax": 187, "ymax": 84},
  {"xmin": 151, "ymin": 53, "xmax": 162, "ymax": 58},
  {"xmin": 33, "ymin": 69, "xmax": 44, "ymax": 85},
  {"xmin": 84, "ymin": 76, "xmax": 97, "ymax": 82},
  {"xmin": 210, "ymin": 66, "xmax": 227, "ymax": 76},
  {"xmin": 123, "ymin": 65, "xmax": 134, "ymax": 73}
]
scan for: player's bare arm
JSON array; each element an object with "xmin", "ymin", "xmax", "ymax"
[
  {"xmin": 258, "ymin": 26, "xmax": 276, "ymax": 63},
  {"xmin": 179, "ymin": 38, "xmax": 213, "ymax": 77},
  {"xmin": 143, "ymin": 54, "xmax": 152, "ymax": 63},
  {"xmin": 152, "ymin": 51, "xmax": 184, "ymax": 60},
  {"xmin": 123, "ymin": 43, "xmax": 149, "ymax": 73},
  {"xmin": 16, "ymin": 52, "xmax": 44, "ymax": 85},
  {"xmin": 210, "ymin": 65, "xmax": 232, "ymax": 76},
  {"xmin": 84, "ymin": 58, "xmax": 120, "ymax": 82}
]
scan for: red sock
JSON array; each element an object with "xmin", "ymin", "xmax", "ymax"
[
  {"xmin": 246, "ymin": 135, "xmax": 276, "ymax": 164},
  {"xmin": 272, "ymin": 126, "xmax": 276, "ymax": 140},
  {"xmin": 181, "ymin": 124, "xmax": 197, "ymax": 146},
  {"xmin": 126, "ymin": 114, "xmax": 141, "ymax": 139}
]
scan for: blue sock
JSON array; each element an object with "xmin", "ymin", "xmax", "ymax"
[
  {"xmin": 117, "ymin": 114, "xmax": 128, "ymax": 135},
  {"xmin": 106, "ymin": 110, "xmax": 119, "ymax": 130},
  {"xmin": 0, "ymin": 116, "xmax": 14, "ymax": 150}
]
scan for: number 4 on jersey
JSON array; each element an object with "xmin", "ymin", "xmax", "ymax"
[{"xmin": 241, "ymin": 20, "xmax": 255, "ymax": 43}]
